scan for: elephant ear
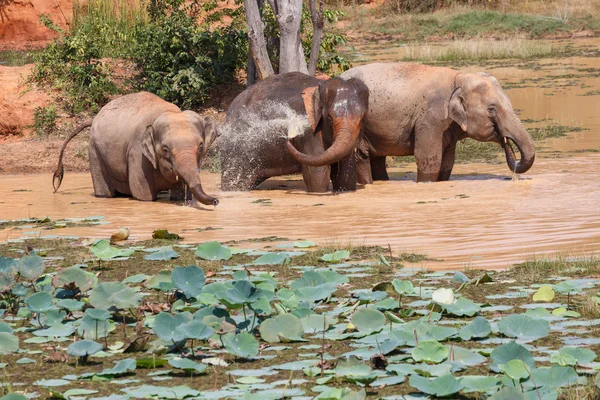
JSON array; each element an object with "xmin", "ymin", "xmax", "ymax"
[
  {"xmin": 141, "ymin": 124, "xmax": 158, "ymax": 169},
  {"xmin": 302, "ymin": 84, "xmax": 323, "ymax": 133},
  {"xmin": 448, "ymin": 87, "xmax": 468, "ymax": 132},
  {"xmin": 183, "ymin": 110, "xmax": 218, "ymax": 147}
]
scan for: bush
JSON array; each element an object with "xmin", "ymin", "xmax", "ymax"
[
  {"xmin": 131, "ymin": 0, "xmax": 247, "ymax": 109},
  {"xmin": 33, "ymin": 105, "xmax": 58, "ymax": 136},
  {"xmin": 388, "ymin": 0, "xmax": 493, "ymax": 14}
]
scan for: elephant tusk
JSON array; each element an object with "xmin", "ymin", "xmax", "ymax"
[
  {"xmin": 503, "ymin": 137, "xmax": 508, "ymax": 145},
  {"xmin": 176, "ymin": 174, "xmax": 179, "ymax": 181}
]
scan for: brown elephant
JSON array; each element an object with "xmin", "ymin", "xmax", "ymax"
[
  {"xmin": 288, "ymin": 62, "xmax": 535, "ymax": 183},
  {"xmin": 220, "ymin": 72, "xmax": 369, "ymax": 192},
  {"xmin": 53, "ymin": 92, "xmax": 219, "ymax": 206}
]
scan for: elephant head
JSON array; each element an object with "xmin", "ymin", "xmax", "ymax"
[
  {"xmin": 141, "ymin": 111, "xmax": 220, "ymax": 206},
  {"xmin": 448, "ymin": 72, "xmax": 535, "ymax": 174},
  {"xmin": 286, "ymin": 77, "xmax": 369, "ymax": 166}
]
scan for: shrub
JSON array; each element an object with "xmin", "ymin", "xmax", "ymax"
[{"xmin": 33, "ymin": 105, "xmax": 58, "ymax": 136}]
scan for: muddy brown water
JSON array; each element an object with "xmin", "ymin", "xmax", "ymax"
[{"xmin": 2, "ymin": 43, "xmax": 600, "ymax": 270}]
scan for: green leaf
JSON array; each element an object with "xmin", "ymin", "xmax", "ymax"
[
  {"xmin": 180, "ymin": 320, "xmax": 213, "ymax": 340},
  {"xmin": 0, "ymin": 332, "xmax": 19, "ymax": 354},
  {"xmin": 172, "ymin": 265, "xmax": 205, "ymax": 298},
  {"xmin": 551, "ymin": 307, "xmax": 580, "ymax": 318},
  {"xmin": 222, "ymin": 332, "xmax": 259, "ymax": 358},
  {"xmin": 497, "ymin": 314, "xmax": 550, "ymax": 341},
  {"xmin": 33, "ymin": 323, "xmax": 75, "ymax": 337},
  {"xmin": 259, "ymin": 313, "xmax": 305, "ymax": 343},
  {"xmin": 351, "ymin": 308, "xmax": 386, "ymax": 333},
  {"xmin": 444, "ymin": 297, "xmax": 480, "ymax": 317},
  {"xmin": 168, "ymin": 358, "xmax": 208, "ymax": 374},
  {"xmin": 499, "ymin": 359, "xmax": 530, "ymax": 381},
  {"xmin": 459, "ymin": 316, "xmax": 492, "ymax": 340},
  {"xmin": 90, "ymin": 239, "xmax": 134, "ymax": 259},
  {"xmin": 225, "ymin": 280, "xmax": 263, "ymax": 304},
  {"xmin": 67, "ymin": 339, "xmax": 103, "ymax": 357},
  {"xmin": 153, "ymin": 312, "xmax": 191, "ymax": 343},
  {"xmin": 18, "ymin": 255, "xmax": 45, "ymax": 280},
  {"xmin": 553, "ymin": 347, "xmax": 596, "ymax": 366},
  {"xmin": 293, "ymin": 240, "xmax": 316, "ymax": 248},
  {"xmin": 412, "ymin": 340, "xmax": 449, "ymax": 364},
  {"xmin": 533, "ymin": 285, "xmax": 555, "ymax": 302},
  {"xmin": 409, "ymin": 374, "xmax": 464, "ymax": 397},
  {"xmin": 253, "ymin": 253, "xmax": 291, "ymax": 265},
  {"xmin": 25, "ymin": 291, "xmax": 55, "ymax": 313},
  {"xmin": 460, "ymin": 375, "xmax": 501, "ymax": 393},
  {"xmin": 53, "ymin": 266, "xmax": 97, "ymax": 292},
  {"xmin": 490, "ymin": 342, "xmax": 535, "ymax": 372},
  {"xmin": 144, "ymin": 247, "xmax": 179, "ymax": 261},
  {"xmin": 335, "ymin": 356, "xmax": 378, "ymax": 384},
  {"xmin": 391, "ymin": 279, "xmax": 414, "ymax": 295},
  {"xmin": 320, "ymin": 250, "xmax": 350, "ymax": 262},
  {"xmin": 530, "ymin": 365, "xmax": 579, "ymax": 389},
  {"xmin": 89, "ymin": 282, "xmax": 143, "ymax": 310},
  {"xmin": 194, "ymin": 241, "xmax": 232, "ymax": 261}
]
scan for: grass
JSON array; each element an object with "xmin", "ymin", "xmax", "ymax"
[
  {"xmin": 399, "ymin": 38, "xmax": 556, "ymax": 62},
  {"xmin": 0, "ymin": 50, "xmax": 39, "ymax": 67}
]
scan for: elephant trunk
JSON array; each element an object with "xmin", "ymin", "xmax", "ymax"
[
  {"xmin": 499, "ymin": 112, "xmax": 535, "ymax": 174},
  {"xmin": 286, "ymin": 121, "xmax": 360, "ymax": 167},
  {"xmin": 174, "ymin": 151, "xmax": 219, "ymax": 206}
]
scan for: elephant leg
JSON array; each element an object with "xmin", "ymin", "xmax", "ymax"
[
  {"xmin": 438, "ymin": 144, "xmax": 456, "ymax": 181},
  {"xmin": 303, "ymin": 165, "xmax": 330, "ymax": 192},
  {"xmin": 370, "ymin": 156, "xmax": 389, "ymax": 181},
  {"xmin": 88, "ymin": 143, "xmax": 115, "ymax": 198},
  {"xmin": 414, "ymin": 125, "xmax": 443, "ymax": 183},
  {"xmin": 356, "ymin": 145, "xmax": 372, "ymax": 185},
  {"xmin": 331, "ymin": 154, "xmax": 357, "ymax": 192}
]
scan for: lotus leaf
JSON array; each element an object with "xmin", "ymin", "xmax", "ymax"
[
  {"xmin": 392, "ymin": 279, "xmax": 414, "ymax": 295},
  {"xmin": 121, "ymin": 385, "xmax": 200, "ymax": 399},
  {"xmin": 444, "ymin": 297, "xmax": 480, "ymax": 317},
  {"xmin": 144, "ymin": 247, "xmax": 179, "ymax": 261},
  {"xmin": 153, "ymin": 312, "xmax": 192, "ymax": 343},
  {"xmin": 549, "ymin": 351, "xmax": 577, "ymax": 366},
  {"xmin": 551, "ymin": 307, "xmax": 580, "ymax": 318},
  {"xmin": 0, "ymin": 323, "xmax": 12, "ymax": 334},
  {"xmin": 553, "ymin": 280, "xmax": 581, "ymax": 294},
  {"xmin": 0, "ymin": 256, "xmax": 17, "ymax": 273},
  {"xmin": 412, "ymin": 340, "xmax": 449, "ymax": 364},
  {"xmin": 56, "ymin": 299, "xmax": 85, "ymax": 312},
  {"xmin": 25, "ymin": 292, "xmax": 55, "ymax": 313},
  {"xmin": 222, "ymin": 332, "xmax": 259, "ymax": 358},
  {"xmin": 172, "ymin": 265, "xmax": 206, "ymax": 298},
  {"xmin": 448, "ymin": 346, "xmax": 487, "ymax": 366},
  {"xmin": 77, "ymin": 312, "xmax": 112, "ymax": 340},
  {"xmin": 555, "ymin": 347, "xmax": 596, "ymax": 365},
  {"xmin": 168, "ymin": 358, "xmax": 208, "ymax": 374},
  {"xmin": 90, "ymin": 240, "xmax": 135, "ymax": 259},
  {"xmin": 277, "ymin": 288, "xmax": 300, "ymax": 310},
  {"xmin": 146, "ymin": 270, "xmax": 172, "ymax": 290},
  {"xmin": 53, "ymin": 266, "xmax": 97, "ymax": 292},
  {"xmin": 0, "ymin": 332, "xmax": 19, "ymax": 354},
  {"xmin": 408, "ymin": 374, "xmax": 464, "ymax": 397},
  {"xmin": 33, "ymin": 323, "xmax": 75, "ymax": 337},
  {"xmin": 67, "ymin": 339, "xmax": 103, "ymax": 357},
  {"xmin": 0, "ymin": 273, "xmax": 15, "ymax": 292},
  {"xmin": 194, "ymin": 241, "xmax": 232, "ymax": 261},
  {"xmin": 225, "ymin": 280, "xmax": 264, "ymax": 304},
  {"xmin": 18, "ymin": 255, "xmax": 45, "ymax": 280},
  {"xmin": 89, "ymin": 282, "xmax": 143, "ymax": 310},
  {"xmin": 259, "ymin": 313, "xmax": 305, "ymax": 343},
  {"xmin": 490, "ymin": 342, "xmax": 535, "ymax": 372},
  {"xmin": 500, "ymin": 359, "xmax": 529, "ymax": 380},
  {"xmin": 490, "ymin": 387, "xmax": 527, "ymax": 400},
  {"xmin": 351, "ymin": 308, "xmax": 386, "ymax": 333},
  {"xmin": 460, "ymin": 375, "xmax": 501, "ymax": 393},
  {"xmin": 451, "ymin": 272, "xmax": 470, "ymax": 283},
  {"xmin": 320, "ymin": 250, "xmax": 350, "ymax": 262},
  {"xmin": 301, "ymin": 314, "xmax": 337, "ymax": 333},
  {"xmin": 530, "ymin": 365, "xmax": 579, "ymax": 389},
  {"xmin": 334, "ymin": 356, "xmax": 378, "ymax": 384},
  {"xmin": 253, "ymin": 252, "xmax": 291, "ymax": 265},
  {"xmin": 180, "ymin": 320, "xmax": 214, "ymax": 340},
  {"xmin": 497, "ymin": 314, "xmax": 550, "ymax": 341},
  {"xmin": 533, "ymin": 285, "xmax": 555, "ymax": 302},
  {"xmin": 459, "ymin": 316, "xmax": 492, "ymax": 340}
]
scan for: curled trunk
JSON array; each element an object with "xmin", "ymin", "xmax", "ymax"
[
  {"xmin": 499, "ymin": 113, "xmax": 535, "ymax": 174},
  {"xmin": 175, "ymin": 153, "xmax": 219, "ymax": 206},
  {"xmin": 287, "ymin": 124, "xmax": 360, "ymax": 167}
]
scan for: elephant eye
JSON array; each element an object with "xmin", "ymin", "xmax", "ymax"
[
  {"xmin": 487, "ymin": 106, "xmax": 497, "ymax": 115},
  {"xmin": 162, "ymin": 146, "xmax": 170, "ymax": 157}
]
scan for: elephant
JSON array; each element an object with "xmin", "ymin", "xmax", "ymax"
[
  {"xmin": 52, "ymin": 92, "xmax": 219, "ymax": 206},
  {"xmin": 289, "ymin": 62, "xmax": 535, "ymax": 183},
  {"xmin": 220, "ymin": 71, "xmax": 369, "ymax": 192}
]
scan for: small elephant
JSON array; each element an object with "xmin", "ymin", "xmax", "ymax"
[
  {"xmin": 220, "ymin": 72, "xmax": 369, "ymax": 192},
  {"xmin": 332, "ymin": 62, "xmax": 535, "ymax": 183},
  {"xmin": 53, "ymin": 92, "xmax": 219, "ymax": 206}
]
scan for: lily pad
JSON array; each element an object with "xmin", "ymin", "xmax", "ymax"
[
  {"xmin": 351, "ymin": 308, "xmax": 386, "ymax": 333},
  {"xmin": 168, "ymin": 358, "xmax": 208, "ymax": 374},
  {"xmin": 18, "ymin": 255, "xmax": 45, "ymax": 280},
  {"xmin": 409, "ymin": 374, "xmax": 464, "ymax": 397},
  {"xmin": 90, "ymin": 240, "xmax": 135, "ymax": 260},
  {"xmin": 194, "ymin": 241, "xmax": 232, "ymax": 261},
  {"xmin": 533, "ymin": 285, "xmax": 555, "ymax": 302},
  {"xmin": 222, "ymin": 332, "xmax": 259, "ymax": 358},
  {"xmin": 144, "ymin": 247, "xmax": 179, "ymax": 261},
  {"xmin": 320, "ymin": 250, "xmax": 350, "ymax": 262},
  {"xmin": 253, "ymin": 253, "xmax": 291, "ymax": 265},
  {"xmin": 259, "ymin": 313, "xmax": 305, "ymax": 343},
  {"xmin": 0, "ymin": 332, "xmax": 19, "ymax": 354},
  {"xmin": 444, "ymin": 297, "xmax": 480, "ymax": 317},
  {"xmin": 497, "ymin": 314, "xmax": 550, "ymax": 341},
  {"xmin": 459, "ymin": 316, "xmax": 492, "ymax": 340},
  {"xmin": 172, "ymin": 266, "xmax": 205, "ymax": 298},
  {"xmin": 412, "ymin": 340, "xmax": 449, "ymax": 364},
  {"xmin": 25, "ymin": 292, "xmax": 55, "ymax": 313},
  {"xmin": 67, "ymin": 339, "xmax": 103, "ymax": 357}
]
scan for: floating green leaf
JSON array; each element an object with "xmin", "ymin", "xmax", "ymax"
[
  {"xmin": 0, "ymin": 332, "xmax": 19, "ymax": 354},
  {"xmin": 320, "ymin": 250, "xmax": 350, "ymax": 262},
  {"xmin": 90, "ymin": 239, "xmax": 135, "ymax": 259},
  {"xmin": 67, "ymin": 340, "xmax": 103, "ymax": 357},
  {"xmin": 225, "ymin": 280, "xmax": 263, "ymax": 304},
  {"xmin": 194, "ymin": 241, "xmax": 232, "ymax": 261},
  {"xmin": 351, "ymin": 308, "xmax": 386, "ymax": 333},
  {"xmin": 144, "ymin": 247, "xmax": 179, "ymax": 261},
  {"xmin": 409, "ymin": 374, "xmax": 464, "ymax": 397},
  {"xmin": 25, "ymin": 292, "xmax": 55, "ymax": 313},
  {"xmin": 172, "ymin": 266, "xmax": 205, "ymax": 298},
  {"xmin": 153, "ymin": 312, "xmax": 191, "ymax": 343},
  {"xmin": 293, "ymin": 240, "xmax": 316, "ymax": 248},
  {"xmin": 335, "ymin": 356, "xmax": 378, "ymax": 384},
  {"xmin": 180, "ymin": 320, "xmax": 213, "ymax": 340},
  {"xmin": 459, "ymin": 316, "xmax": 492, "ymax": 340},
  {"xmin": 259, "ymin": 313, "xmax": 305, "ymax": 343},
  {"xmin": 533, "ymin": 285, "xmax": 555, "ymax": 302},
  {"xmin": 89, "ymin": 282, "xmax": 143, "ymax": 310},
  {"xmin": 490, "ymin": 342, "xmax": 535, "ymax": 372},
  {"xmin": 392, "ymin": 279, "xmax": 414, "ymax": 295},
  {"xmin": 500, "ymin": 359, "xmax": 530, "ymax": 381},
  {"xmin": 461, "ymin": 375, "xmax": 501, "ymax": 393},
  {"xmin": 497, "ymin": 314, "xmax": 550, "ymax": 341},
  {"xmin": 168, "ymin": 358, "xmax": 208, "ymax": 374},
  {"xmin": 222, "ymin": 332, "xmax": 259, "ymax": 358},
  {"xmin": 53, "ymin": 266, "xmax": 97, "ymax": 292},
  {"xmin": 253, "ymin": 253, "xmax": 291, "ymax": 265},
  {"xmin": 444, "ymin": 297, "xmax": 480, "ymax": 317},
  {"xmin": 412, "ymin": 340, "xmax": 449, "ymax": 364},
  {"xmin": 18, "ymin": 255, "xmax": 45, "ymax": 280},
  {"xmin": 552, "ymin": 347, "xmax": 595, "ymax": 366}
]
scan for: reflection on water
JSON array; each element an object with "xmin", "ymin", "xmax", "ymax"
[{"xmin": 2, "ymin": 44, "xmax": 600, "ymax": 270}]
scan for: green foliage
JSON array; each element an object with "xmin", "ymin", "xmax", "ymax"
[
  {"xmin": 132, "ymin": 0, "xmax": 246, "ymax": 109},
  {"xmin": 33, "ymin": 105, "xmax": 58, "ymax": 136}
]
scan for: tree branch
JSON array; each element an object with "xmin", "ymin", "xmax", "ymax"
[{"xmin": 308, "ymin": 0, "xmax": 324, "ymax": 75}]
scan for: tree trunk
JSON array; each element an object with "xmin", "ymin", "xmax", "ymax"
[
  {"xmin": 269, "ymin": 0, "xmax": 308, "ymax": 74},
  {"xmin": 308, "ymin": 0, "xmax": 324, "ymax": 75},
  {"xmin": 245, "ymin": 0, "xmax": 274, "ymax": 80}
]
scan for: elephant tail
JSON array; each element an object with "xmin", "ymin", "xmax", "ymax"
[{"xmin": 53, "ymin": 121, "xmax": 93, "ymax": 193}]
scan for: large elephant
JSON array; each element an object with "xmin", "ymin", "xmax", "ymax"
[
  {"xmin": 289, "ymin": 62, "xmax": 535, "ymax": 183},
  {"xmin": 220, "ymin": 72, "xmax": 369, "ymax": 192},
  {"xmin": 53, "ymin": 92, "xmax": 219, "ymax": 206}
]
